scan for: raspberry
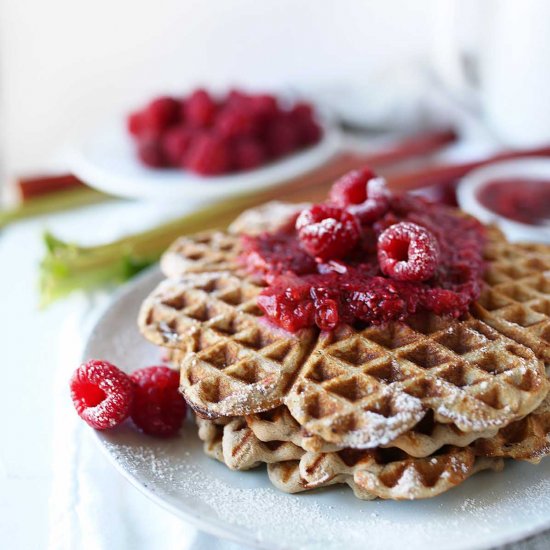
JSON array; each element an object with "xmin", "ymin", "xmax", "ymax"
[
  {"xmin": 130, "ymin": 366, "xmax": 187, "ymax": 438},
  {"xmin": 127, "ymin": 111, "xmax": 144, "ymax": 136},
  {"xmin": 215, "ymin": 108, "xmax": 256, "ymax": 139},
  {"xmin": 184, "ymin": 134, "xmax": 231, "ymax": 175},
  {"xmin": 143, "ymin": 96, "xmax": 180, "ymax": 134},
  {"xmin": 70, "ymin": 360, "xmax": 133, "ymax": 430},
  {"xmin": 297, "ymin": 118, "xmax": 323, "ymax": 146},
  {"xmin": 137, "ymin": 137, "xmax": 166, "ymax": 168},
  {"xmin": 377, "ymin": 222, "xmax": 439, "ymax": 282},
  {"xmin": 161, "ymin": 126, "xmax": 193, "ymax": 166},
  {"xmin": 266, "ymin": 117, "xmax": 300, "ymax": 158},
  {"xmin": 232, "ymin": 138, "xmax": 266, "ymax": 171},
  {"xmin": 249, "ymin": 94, "xmax": 279, "ymax": 121},
  {"xmin": 226, "ymin": 89, "xmax": 252, "ymax": 109},
  {"xmin": 348, "ymin": 177, "xmax": 390, "ymax": 224},
  {"xmin": 289, "ymin": 102, "xmax": 314, "ymax": 123},
  {"xmin": 184, "ymin": 89, "xmax": 217, "ymax": 128},
  {"xmin": 296, "ymin": 204, "xmax": 360, "ymax": 261},
  {"xmin": 329, "ymin": 167, "xmax": 378, "ymax": 206}
]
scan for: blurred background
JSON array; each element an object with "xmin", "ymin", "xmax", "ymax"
[{"xmin": 0, "ymin": 0, "xmax": 484, "ymax": 179}]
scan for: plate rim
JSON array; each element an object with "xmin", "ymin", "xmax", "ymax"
[{"xmin": 83, "ymin": 267, "xmax": 550, "ymax": 550}]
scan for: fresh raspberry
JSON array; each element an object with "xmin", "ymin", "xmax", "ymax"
[
  {"xmin": 348, "ymin": 177, "xmax": 390, "ymax": 224},
  {"xmin": 265, "ymin": 117, "xmax": 300, "ymax": 158},
  {"xmin": 142, "ymin": 96, "xmax": 180, "ymax": 134},
  {"xmin": 226, "ymin": 89, "xmax": 252, "ymax": 110},
  {"xmin": 137, "ymin": 137, "xmax": 166, "ymax": 168},
  {"xmin": 329, "ymin": 167, "xmax": 378, "ymax": 206},
  {"xmin": 249, "ymin": 94, "xmax": 279, "ymax": 121},
  {"xmin": 377, "ymin": 222, "xmax": 439, "ymax": 282},
  {"xmin": 297, "ymin": 118, "xmax": 323, "ymax": 146},
  {"xmin": 70, "ymin": 360, "xmax": 133, "ymax": 430},
  {"xmin": 296, "ymin": 204, "xmax": 360, "ymax": 261},
  {"xmin": 215, "ymin": 108, "xmax": 256, "ymax": 139},
  {"xmin": 289, "ymin": 102, "xmax": 314, "ymax": 123},
  {"xmin": 127, "ymin": 111, "xmax": 144, "ymax": 136},
  {"xmin": 184, "ymin": 134, "xmax": 231, "ymax": 175},
  {"xmin": 130, "ymin": 366, "xmax": 187, "ymax": 438},
  {"xmin": 161, "ymin": 126, "xmax": 193, "ymax": 166},
  {"xmin": 184, "ymin": 89, "xmax": 217, "ymax": 128},
  {"xmin": 232, "ymin": 138, "xmax": 266, "ymax": 171}
]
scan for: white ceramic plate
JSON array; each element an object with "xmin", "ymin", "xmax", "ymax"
[
  {"xmin": 69, "ymin": 114, "xmax": 340, "ymax": 202},
  {"xmin": 457, "ymin": 158, "xmax": 550, "ymax": 244},
  {"xmin": 83, "ymin": 268, "xmax": 550, "ymax": 550}
]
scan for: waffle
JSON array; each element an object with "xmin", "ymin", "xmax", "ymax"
[
  {"xmin": 196, "ymin": 416, "xmax": 303, "ymax": 470},
  {"xmin": 160, "ymin": 202, "xmax": 309, "ymax": 280},
  {"xmin": 246, "ymin": 405, "xmax": 499, "ymax": 457},
  {"xmin": 139, "ymin": 230, "xmax": 549, "ymax": 445},
  {"xmin": 139, "ymin": 272, "xmax": 316, "ymax": 418},
  {"xmin": 285, "ymin": 317, "xmax": 547, "ymax": 449},
  {"xmin": 473, "ymin": 233, "xmax": 550, "ymax": 365},
  {"xmin": 160, "ymin": 231, "xmax": 242, "ymax": 279},
  {"xmin": 473, "ymin": 392, "xmax": 550, "ymax": 463},
  {"xmin": 196, "ymin": 414, "xmax": 503, "ymax": 500}
]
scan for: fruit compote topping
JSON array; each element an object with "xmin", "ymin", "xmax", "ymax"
[{"xmin": 241, "ymin": 167, "xmax": 486, "ymax": 332}]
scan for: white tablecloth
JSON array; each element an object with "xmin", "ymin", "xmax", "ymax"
[{"xmin": 1, "ymin": 197, "xmax": 549, "ymax": 550}]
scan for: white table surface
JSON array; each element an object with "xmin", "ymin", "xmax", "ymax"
[{"xmin": 1, "ymin": 199, "xmax": 549, "ymax": 550}]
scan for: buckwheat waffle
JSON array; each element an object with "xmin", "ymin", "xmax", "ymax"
[
  {"xmin": 139, "ymin": 272, "xmax": 315, "ymax": 417},
  {"xmin": 473, "ymin": 392, "xmax": 550, "ymax": 463},
  {"xmin": 473, "ymin": 232, "xmax": 550, "ymax": 365},
  {"xmin": 285, "ymin": 317, "xmax": 547, "ymax": 448},
  {"xmin": 246, "ymin": 405, "xmax": 500, "ymax": 457},
  {"xmin": 139, "ymin": 230, "xmax": 549, "ymax": 446},
  {"xmin": 161, "ymin": 231, "xmax": 242, "ymax": 279},
  {"xmin": 160, "ymin": 201, "xmax": 308, "ymax": 280},
  {"xmin": 196, "ymin": 414, "xmax": 503, "ymax": 500},
  {"xmin": 196, "ymin": 416, "xmax": 303, "ymax": 470}
]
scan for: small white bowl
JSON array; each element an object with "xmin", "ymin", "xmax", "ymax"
[{"xmin": 457, "ymin": 158, "xmax": 550, "ymax": 243}]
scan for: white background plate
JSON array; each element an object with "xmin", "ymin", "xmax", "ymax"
[
  {"xmin": 84, "ymin": 268, "xmax": 550, "ymax": 550},
  {"xmin": 69, "ymin": 115, "xmax": 341, "ymax": 202}
]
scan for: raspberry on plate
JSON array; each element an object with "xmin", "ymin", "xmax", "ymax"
[
  {"xmin": 161, "ymin": 126, "xmax": 193, "ymax": 167},
  {"xmin": 137, "ymin": 136, "xmax": 166, "ymax": 168},
  {"xmin": 184, "ymin": 89, "xmax": 217, "ymax": 129},
  {"xmin": 296, "ymin": 204, "xmax": 360, "ymax": 261},
  {"xmin": 143, "ymin": 96, "xmax": 180, "ymax": 134},
  {"xmin": 232, "ymin": 138, "xmax": 266, "ymax": 171},
  {"xmin": 70, "ymin": 360, "xmax": 133, "ymax": 430},
  {"xmin": 184, "ymin": 134, "xmax": 231, "ymax": 175},
  {"xmin": 130, "ymin": 366, "xmax": 187, "ymax": 438},
  {"xmin": 377, "ymin": 222, "xmax": 439, "ymax": 282}
]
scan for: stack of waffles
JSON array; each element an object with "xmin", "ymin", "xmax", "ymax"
[{"xmin": 138, "ymin": 205, "xmax": 550, "ymax": 500}]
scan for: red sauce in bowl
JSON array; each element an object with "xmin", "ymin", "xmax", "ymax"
[{"xmin": 477, "ymin": 178, "xmax": 550, "ymax": 226}]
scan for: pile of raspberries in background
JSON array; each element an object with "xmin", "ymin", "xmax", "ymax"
[{"xmin": 127, "ymin": 89, "xmax": 323, "ymax": 175}]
